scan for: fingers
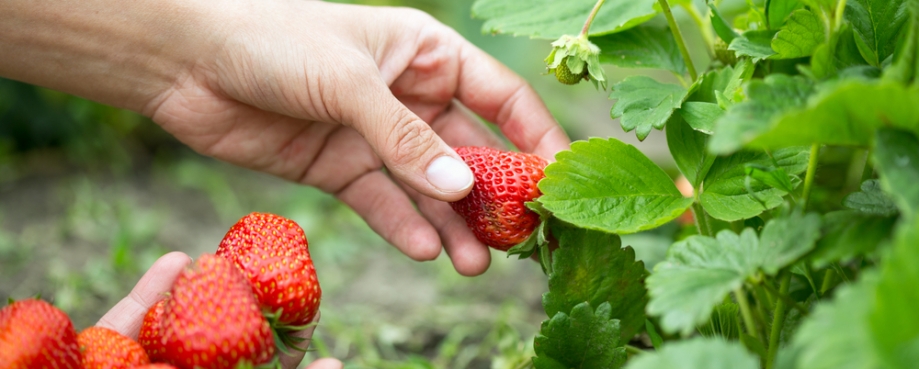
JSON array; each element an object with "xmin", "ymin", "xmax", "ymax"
[
  {"xmin": 305, "ymin": 358, "xmax": 344, "ymax": 369},
  {"xmin": 96, "ymin": 252, "xmax": 192, "ymax": 339},
  {"xmin": 341, "ymin": 76, "xmax": 473, "ymax": 203},
  {"xmin": 336, "ymin": 170, "xmax": 442, "ymax": 262},
  {"xmin": 454, "ymin": 41, "xmax": 571, "ymax": 161}
]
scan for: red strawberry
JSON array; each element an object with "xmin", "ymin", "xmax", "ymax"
[
  {"xmin": 138, "ymin": 300, "xmax": 166, "ymax": 362},
  {"xmin": 450, "ymin": 146, "xmax": 548, "ymax": 250},
  {"xmin": 159, "ymin": 254, "xmax": 275, "ymax": 369},
  {"xmin": 78, "ymin": 326, "xmax": 150, "ymax": 369},
  {"xmin": 0, "ymin": 298, "xmax": 81, "ymax": 369},
  {"xmin": 130, "ymin": 365, "xmax": 179, "ymax": 369},
  {"xmin": 216, "ymin": 212, "xmax": 321, "ymax": 327}
]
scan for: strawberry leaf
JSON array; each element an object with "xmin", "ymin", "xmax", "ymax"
[
  {"xmin": 533, "ymin": 302, "xmax": 627, "ymax": 369},
  {"xmin": 729, "ymin": 30, "xmax": 778, "ymax": 63},
  {"xmin": 744, "ymin": 80, "xmax": 919, "ymax": 150},
  {"xmin": 472, "ymin": 0, "xmax": 657, "ymax": 39},
  {"xmin": 709, "ymin": 3, "xmax": 740, "ymax": 43},
  {"xmin": 845, "ymin": 0, "xmax": 910, "ymax": 67},
  {"xmin": 870, "ymin": 217, "xmax": 919, "ymax": 369},
  {"xmin": 766, "ymin": 0, "xmax": 803, "ymax": 29},
  {"xmin": 593, "ymin": 25, "xmax": 687, "ymax": 75},
  {"xmin": 843, "ymin": 180, "xmax": 899, "ymax": 217},
  {"xmin": 772, "ymin": 9, "xmax": 826, "ymax": 59},
  {"xmin": 538, "ymin": 138, "xmax": 693, "ymax": 235},
  {"xmin": 700, "ymin": 147, "xmax": 809, "ymax": 222},
  {"xmin": 873, "ymin": 128, "xmax": 919, "ymax": 219},
  {"xmin": 647, "ymin": 213, "xmax": 821, "ymax": 335},
  {"xmin": 709, "ymin": 75, "xmax": 814, "ymax": 155},
  {"xmin": 810, "ymin": 210, "xmax": 897, "ymax": 268},
  {"xmin": 543, "ymin": 225, "xmax": 648, "ymax": 341},
  {"xmin": 667, "ymin": 115, "xmax": 715, "ymax": 189},
  {"xmin": 624, "ymin": 338, "xmax": 759, "ymax": 369},
  {"xmin": 610, "ymin": 76, "xmax": 688, "ymax": 141}
]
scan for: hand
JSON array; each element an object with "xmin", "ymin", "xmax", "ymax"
[
  {"xmin": 0, "ymin": 0, "xmax": 571, "ymax": 276},
  {"xmin": 97, "ymin": 252, "xmax": 342, "ymax": 369}
]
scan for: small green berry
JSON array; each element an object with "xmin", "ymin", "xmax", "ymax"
[
  {"xmin": 555, "ymin": 57, "xmax": 587, "ymax": 85},
  {"xmin": 714, "ymin": 38, "xmax": 738, "ymax": 66}
]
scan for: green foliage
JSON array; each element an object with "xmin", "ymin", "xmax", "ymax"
[
  {"xmin": 870, "ymin": 217, "xmax": 919, "ymax": 368},
  {"xmin": 845, "ymin": 0, "xmax": 910, "ymax": 67},
  {"xmin": 610, "ymin": 77, "xmax": 687, "ymax": 141},
  {"xmin": 771, "ymin": 9, "xmax": 826, "ymax": 59},
  {"xmin": 647, "ymin": 213, "xmax": 821, "ymax": 335},
  {"xmin": 873, "ymin": 129, "xmax": 919, "ymax": 218},
  {"xmin": 624, "ymin": 338, "xmax": 759, "ymax": 369},
  {"xmin": 538, "ymin": 138, "xmax": 693, "ymax": 234},
  {"xmin": 472, "ymin": 0, "xmax": 657, "ymax": 39},
  {"xmin": 729, "ymin": 30, "xmax": 779, "ymax": 62},
  {"xmin": 533, "ymin": 302, "xmax": 627, "ymax": 369},
  {"xmin": 593, "ymin": 25, "xmax": 686, "ymax": 75},
  {"xmin": 544, "ymin": 225, "xmax": 648, "ymax": 341}
]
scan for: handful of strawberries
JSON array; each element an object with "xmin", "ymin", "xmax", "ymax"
[{"xmin": 0, "ymin": 212, "xmax": 321, "ymax": 369}]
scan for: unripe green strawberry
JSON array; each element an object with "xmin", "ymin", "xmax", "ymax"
[
  {"xmin": 714, "ymin": 38, "xmax": 738, "ymax": 66},
  {"xmin": 77, "ymin": 326, "xmax": 150, "ymax": 369},
  {"xmin": 216, "ymin": 212, "xmax": 321, "ymax": 328},
  {"xmin": 159, "ymin": 254, "xmax": 275, "ymax": 369},
  {"xmin": 450, "ymin": 146, "xmax": 548, "ymax": 250},
  {"xmin": 0, "ymin": 298, "xmax": 81, "ymax": 369},
  {"xmin": 555, "ymin": 56, "xmax": 587, "ymax": 85}
]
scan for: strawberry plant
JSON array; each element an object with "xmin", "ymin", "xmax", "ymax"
[{"xmin": 469, "ymin": 0, "xmax": 919, "ymax": 368}]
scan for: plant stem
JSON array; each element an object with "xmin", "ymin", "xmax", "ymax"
[
  {"xmin": 734, "ymin": 288, "xmax": 760, "ymax": 342},
  {"xmin": 765, "ymin": 273, "xmax": 792, "ymax": 369},
  {"xmin": 625, "ymin": 345, "xmax": 645, "ymax": 355},
  {"xmin": 580, "ymin": 0, "xmax": 608, "ymax": 36},
  {"xmin": 681, "ymin": 3, "xmax": 715, "ymax": 57},
  {"xmin": 761, "ymin": 279, "xmax": 809, "ymax": 316},
  {"xmin": 801, "ymin": 144, "xmax": 820, "ymax": 210},
  {"xmin": 658, "ymin": 0, "xmax": 699, "ymax": 81},
  {"xmin": 692, "ymin": 201, "xmax": 713, "ymax": 237},
  {"xmin": 820, "ymin": 269, "xmax": 836, "ymax": 296},
  {"xmin": 860, "ymin": 149, "xmax": 874, "ymax": 182}
]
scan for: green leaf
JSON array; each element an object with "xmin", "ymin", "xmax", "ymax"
[
  {"xmin": 729, "ymin": 30, "xmax": 779, "ymax": 63},
  {"xmin": 786, "ymin": 272, "xmax": 884, "ymax": 369},
  {"xmin": 766, "ymin": 0, "xmax": 803, "ymax": 29},
  {"xmin": 544, "ymin": 226, "xmax": 648, "ymax": 341},
  {"xmin": 747, "ymin": 81, "xmax": 919, "ymax": 150},
  {"xmin": 845, "ymin": 0, "xmax": 910, "ymax": 67},
  {"xmin": 533, "ymin": 302, "xmax": 627, "ymax": 369},
  {"xmin": 744, "ymin": 165, "xmax": 796, "ymax": 194},
  {"xmin": 623, "ymin": 338, "xmax": 759, "ymax": 369},
  {"xmin": 594, "ymin": 25, "xmax": 687, "ymax": 75},
  {"xmin": 700, "ymin": 148, "xmax": 809, "ymax": 222},
  {"xmin": 772, "ymin": 9, "xmax": 827, "ymax": 59},
  {"xmin": 844, "ymin": 179, "xmax": 899, "ymax": 217},
  {"xmin": 667, "ymin": 115, "xmax": 716, "ymax": 188},
  {"xmin": 874, "ymin": 128, "xmax": 919, "ymax": 219},
  {"xmin": 709, "ymin": 75, "xmax": 813, "ymax": 155},
  {"xmin": 610, "ymin": 77, "xmax": 688, "ymax": 141},
  {"xmin": 539, "ymin": 138, "xmax": 693, "ymax": 234},
  {"xmin": 472, "ymin": 0, "xmax": 658, "ymax": 39},
  {"xmin": 679, "ymin": 102, "xmax": 723, "ymax": 134},
  {"xmin": 870, "ymin": 217, "xmax": 919, "ymax": 369},
  {"xmin": 697, "ymin": 303, "xmax": 741, "ymax": 340},
  {"xmin": 648, "ymin": 213, "xmax": 820, "ymax": 334},
  {"xmin": 810, "ymin": 210, "xmax": 897, "ymax": 267},
  {"xmin": 645, "ymin": 320, "xmax": 664, "ymax": 349},
  {"xmin": 710, "ymin": 3, "xmax": 740, "ymax": 44}
]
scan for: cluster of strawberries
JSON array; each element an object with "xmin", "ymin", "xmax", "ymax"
[{"xmin": 0, "ymin": 212, "xmax": 321, "ymax": 369}]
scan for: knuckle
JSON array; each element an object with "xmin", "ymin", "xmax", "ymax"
[{"xmin": 386, "ymin": 111, "xmax": 436, "ymax": 166}]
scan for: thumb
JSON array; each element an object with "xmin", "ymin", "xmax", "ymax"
[{"xmin": 342, "ymin": 80, "xmax": 473, "ymax": 202}]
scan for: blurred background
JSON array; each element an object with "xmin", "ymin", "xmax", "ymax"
[{"xmin": 0, "ymin": 0, "xmax": 709, "ymax": 367}]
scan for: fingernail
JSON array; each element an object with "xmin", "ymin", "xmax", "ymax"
[{"xmin": 426, "ymin": 156, "xmax": 473, "ymax": 193}]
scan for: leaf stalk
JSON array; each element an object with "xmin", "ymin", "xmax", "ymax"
[
  {"xmin": 801, "ymin": 144, "xmax": 820, "ymax": 210},
  {"xmin": 765, "ymin": 273, "xmax": 792, "ymax": 369},
  {"xmin": 580, "ymin": 0, "xmax": 608, "ymax": 37},
  {"xmin": 657, "ymin": 0, "xmax": 699, "ymax": 81},
  {"xmin": 691, "ymin": 201, "xmax": 713, "ymax": 237},
  {"xmin": 733, "ymin": 288, "xmax": 760, "ymax": 343}
]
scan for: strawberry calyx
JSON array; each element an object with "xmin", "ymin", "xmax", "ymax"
[
  {"xmin": 505, "ymin": 201, "xmax": 554, "ymax": 274},
  {"xmin": 263, "ymin": 308, "xmax": 317, "ymax": 355}
]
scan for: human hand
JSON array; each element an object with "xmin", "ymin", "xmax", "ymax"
[
  {"xmin": 97, "ymin": 252, "xmax": 342, "ymax": 369},
  {"xmin": 0, "ymin": 0, "xmax": 570, "ymax": 276}
]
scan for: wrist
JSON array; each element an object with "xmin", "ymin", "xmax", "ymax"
[{"xmin": 0, "ymin": 0, "xmax": 227, "ymax": 114}]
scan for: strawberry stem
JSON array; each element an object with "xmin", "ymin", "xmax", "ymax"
[
  {"xmin": 580, "ymin": 0, "xmax": 608, "ymax": 37},
  {"xmin": 658, "ymin": 0, "xmax": 699, "ymax": 81}
]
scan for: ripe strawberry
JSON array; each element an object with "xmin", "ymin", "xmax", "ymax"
[
  {"xmin": 138, "ymin": 299, "xmax": 166, "ymax": 362},
  {"xmin": 78, "ymin": 326, "xmax": 149, "ymax": 369},
  {"xmin": 450, "ymin": 146, "xmax": 548, "ymax": 250},
  {"xmin": 159, "ymin": 254, "xmax": 275, "ymax": 369},
  {"xmin": 216, "ymin": 212, "xmax": 321, "ymax": 327},
  {"xmin": 130, "ymin": 365, "xmax": 179, "ymax": 369},
  {"xmin": 0, "ymin": 298, "xmax": 81, "ymax": 369}
]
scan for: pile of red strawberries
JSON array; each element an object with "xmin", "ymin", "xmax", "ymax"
[{"xmin": 0, "ymin": 212, "xmax": 321, "ymax": 369}]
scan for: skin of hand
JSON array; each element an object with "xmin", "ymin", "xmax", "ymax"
[
  {"xmin": 0, "ymin": 0, "xmax": 570, "ymax": 276},
  {"xmin": 97, "ymin": 252, "xmax": 343, "ymax": 369}
]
